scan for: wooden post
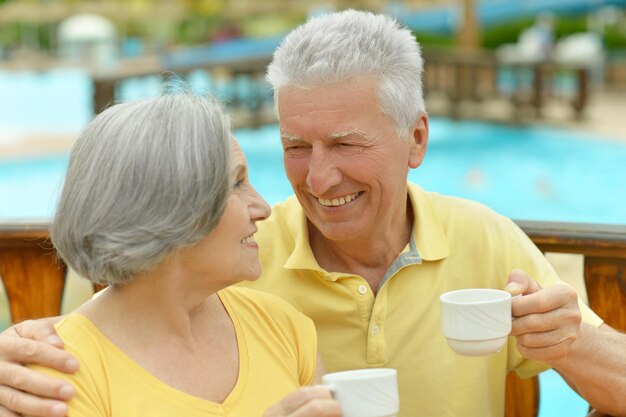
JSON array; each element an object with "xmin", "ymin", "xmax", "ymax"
[
  {"xmin": 0, "ymin": 227, "xmax": 66, "ymax": 323},
  {"xmin": 93, "ymin": 80, "xmax": 116, "ymax": 115},
  {"xmin": 584, "ymin": 257, "xmax": 626, "ymax": 331},
  {"xmin": 504, "ymin": 374, "xmax": 540, "ymax": 417},
  {"xmin": 572, "ymin": 67, "xmax": 590, "ymax": 120},
  {"xmin": 457, "ymin": 0, "xmax": 480, "ymax": 51}
]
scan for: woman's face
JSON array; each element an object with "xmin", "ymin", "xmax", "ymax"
[{"xmin": 175, "ymin": 138, "xmax": 271, "ymax": 289}]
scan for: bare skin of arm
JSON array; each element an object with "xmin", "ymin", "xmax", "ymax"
[{"xmin": 507, "ymin": 269, "xmax": 626, "ymax": 417}]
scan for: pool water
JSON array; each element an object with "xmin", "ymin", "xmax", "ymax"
[{"xmin": 2, "ymin": 118, "xmax": 626, "ymax": 223}]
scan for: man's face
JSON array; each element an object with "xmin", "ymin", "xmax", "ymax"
[{"xmin": 277, "ymin": 76, "xmax": 427, "ymax": 243}]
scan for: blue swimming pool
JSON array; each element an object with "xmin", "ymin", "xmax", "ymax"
[{"xmin": 2, "ymin": 118, "xmax": 626, "ymax": 225}]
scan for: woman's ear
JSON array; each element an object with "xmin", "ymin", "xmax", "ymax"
[{"xmin": 409, "ymin": 114, "xmax": 429, "ymax": 169}]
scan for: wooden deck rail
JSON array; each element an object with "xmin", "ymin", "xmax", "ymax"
[
  {"xmin": 422, "ymin": 48, "xmax": 591, "ymax": 122},
  {"xmin": 91, "ymin": 53, "xmax": 273, "ymax": 128},
  {"xmin": 89, "ymin": 48, "xmax": 590, "ymax": 127},
  {"xmin": 0, "ymin": 220, "xmax": 624, "ymax": 417}
]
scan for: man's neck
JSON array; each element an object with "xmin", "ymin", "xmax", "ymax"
[{"xmin": 309, "ymin": 201, "xmax": 414, "ymax": 293}]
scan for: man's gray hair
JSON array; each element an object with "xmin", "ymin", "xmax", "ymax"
[
  {"xmin": 51, "ymin": 94, "xmax": 231, "ymax": 285},
  {"xmin": 266, "ymin": 9, "xmax": 425, "ymax": 137}
]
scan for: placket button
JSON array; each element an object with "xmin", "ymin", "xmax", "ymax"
[
  {"xmin": 372, "ymin": 325, "xmax": 380, "ymax": 335},
  {"xmin": 358, "ymin": 285, "xmax": 367, "ymax": 295}
]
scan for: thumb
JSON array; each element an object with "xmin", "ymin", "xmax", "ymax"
[{"xmin": 505, "ymin": 269, "xmax": 542, "ymax": 296}]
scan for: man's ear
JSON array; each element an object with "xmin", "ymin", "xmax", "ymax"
[{"xmin": 409, "ymin": 114, "xmax": 429, "ymax": 169}]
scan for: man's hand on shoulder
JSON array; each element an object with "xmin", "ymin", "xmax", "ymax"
[{"xmin": 0, "ymin": 317, "xmax": 77, "ymax": 417}]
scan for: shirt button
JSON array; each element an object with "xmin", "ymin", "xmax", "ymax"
[
  {"xmin": 358, "ymin": 285, "xmax": 367, "ymax": 294},
  {"xmin": 372, "ymin": 325, "xmax": 380, "ymax": 335}
]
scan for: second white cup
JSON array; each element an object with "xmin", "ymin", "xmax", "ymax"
[
  {"xmin": 322, "ymin": 368, "xmax": 399, "ymax": 417},
  {"xmin": 440, "ymin": 288, "xmax": 512, "ymax": 356}
]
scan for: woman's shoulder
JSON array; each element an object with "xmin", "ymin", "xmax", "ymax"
[
  {"xmin": 52, "ymin": 313, "xmax": 110, "ymax": 362},
  {"xmin": 220, "ymin": 286, "xmax": 313, "ymax": 335},
  {"xmin": 221, "ymin": 286, "xmax": 302, "ymax": 315}
]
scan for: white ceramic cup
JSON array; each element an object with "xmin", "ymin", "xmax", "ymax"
[
  {"xmin": 440, "ymin": 288, "xmax": 512, "ymax": 356},
  {"xmin": 322, "ymin": 368, "xmax": 399, "ymax": 417}
]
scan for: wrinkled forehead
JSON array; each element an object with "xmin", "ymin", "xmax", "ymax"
[{"xmin": 229, "ymin": 136, "xmax": 247, "ymax": 170}]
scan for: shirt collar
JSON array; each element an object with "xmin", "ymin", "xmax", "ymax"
[{"xmin": 407, "ymin": 182, "xmax": 449, "ymax": 261}]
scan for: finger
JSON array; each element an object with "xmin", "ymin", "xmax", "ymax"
[
  {"xmin": 0, "ymin": 405, "xmax": 21, "ymax": 417},
  {"xmin": 289, "ymin": 399, "xmax": 341, "ymax": 417},
  {"xmin": 13, "ymin": 319, "xmax": 64, "ymax": 348},
  {"xmin": 0, "ymin": 337, "xmax": 78, "ymax": 373},
  {"xmin": 515, "ymin": 328, "xmax": 577, "ymax": 348},
  {"xmin": 511, "ymin": 304, "xmax": 581, "ymax": 336},
  {"xmin": 264, "ymin": 386, "xmax": 334, "ymax": 417},
  {"xmin": 516, "ymin": 337, "xmax": 576, "ymax": 363},
  {"xmin": 0, "ymin": 385, "xmax": 68, "ymax": 417},
  {"xmin": 0, "ymin": 363, "xmax": 75, "ymax": 401},
  {"xmin": 505, "ymin": 269, "xmax": 543, "ymax": 296},
  {"xmin": 280, "ymin": 386, "xmax": 334, "ymax": 414},
  {"xmin": 511, "ymin": 284, "xmax": 579, "ymax": 318}
]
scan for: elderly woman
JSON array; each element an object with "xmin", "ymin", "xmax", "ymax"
[{"xmin": 27, "ymin": 94, "xmax": 339, "ymax": 417}]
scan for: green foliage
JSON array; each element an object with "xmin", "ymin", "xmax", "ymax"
[
  {"xmin": 604, "ymin": 25, "xmax": 626, "ymax": 49},
  {"xmin": 0, "ymin": 22, "xmax": 20, "ymax": 48},
  {"xmin": 176, "ymin": 15, "xmax": 221, "ymax": 45},
  {"xmin": 553, "ymin": 16, "xmax": 587, "ymax": 40},
  {"xmin": 477, "ymin": 14, "xmax": 625, "ymax": 51},
  {"xmin": 414, "ymin": 32, "xmax": 455, "ymax": 48},
  {"xmin": 0, "ymin": 21, "xmax": 59, "ymax": 50},
  {"xmin": 481, "ymin": 18, "xmax": 534, "ymax": 49}
]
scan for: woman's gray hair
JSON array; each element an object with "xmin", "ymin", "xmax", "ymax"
[
  {"xmin": 51, "ymin": 94, "xmax": 232, "ymax": 285},
  {"xmin": 266, "ymin": 9, "xmax": 425, "ymax": 137}
]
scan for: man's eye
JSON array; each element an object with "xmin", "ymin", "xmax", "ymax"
[
  {"xmin": 285, "ymin": 145, "xmax": 308, "ymax": 152},
  {"xmin": 338, "ymin": 142, "xmax": 364, "ymax": 152}
]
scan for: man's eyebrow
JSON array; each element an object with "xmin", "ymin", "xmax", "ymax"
[
  {"xmin": 329, "ymin": 129, "xmax": 372, "ymax": 140},
  {"xmin": 280, "ymin": 132, "xmax": 301, "ymax": 141}
]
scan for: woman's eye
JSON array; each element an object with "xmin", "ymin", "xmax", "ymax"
[{"xmin": 234, "ymin": 179, "xmax": 244, "ymax": 189}]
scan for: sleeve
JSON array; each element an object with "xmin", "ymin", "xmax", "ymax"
[
  {"xmin": 501, "ymin": 217, "xmax": 604, "ymax": 378},
  {"xmin": 27, "ymin": 319, "xmax": 109, "ymax": 417},
  {"xmin": 289, "ymin": 308, "xmax": 318, "ymax": 386}
]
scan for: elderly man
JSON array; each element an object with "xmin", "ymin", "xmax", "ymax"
[{"xmin": 0, "ymin": 10, "xmax": 625, "ymax": 417}]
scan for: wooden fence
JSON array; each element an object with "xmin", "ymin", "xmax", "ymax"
[{"xmin": 87, "ymin": 47, "xmax": 592, "ymax": 126}]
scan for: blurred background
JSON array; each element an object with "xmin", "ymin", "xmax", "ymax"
[{"xmin": 1, "ymin": 1, "xmax": 626, "ymax": 415}]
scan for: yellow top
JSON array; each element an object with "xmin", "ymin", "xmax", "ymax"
[
  {"xmin": 245, "ymin": 182, "xmax": 603, "ymax": 417},
  {"xmin": 30, "ymin": 287, "xmax": 317, "ymax": 417}
]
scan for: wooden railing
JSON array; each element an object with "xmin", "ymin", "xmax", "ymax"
[
  {"xmin": 422, "ymin": 48, "xmax": 591, "ymax": 123},
  {"xmin": 87, "ymin": 47, "xmax": 591, "ymax": 127},
  {"xmin": 0, "ymin": 220, "xmax": 624, "ymax": 417},
  {"xmin": 90, "ymin": 52, "xmax": 274, "ymax": 128}
]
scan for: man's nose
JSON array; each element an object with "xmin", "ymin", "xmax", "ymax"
[{"xmin": 306, "ymin": 147, "xmax": 342, "ymax": 196}]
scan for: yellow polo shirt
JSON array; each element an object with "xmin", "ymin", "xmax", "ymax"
[{"xmin": 246, "ymin": 182, "xmax": 602, "ymax": 417}]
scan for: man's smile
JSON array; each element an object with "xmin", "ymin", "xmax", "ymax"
[{"xmin": 317, "ymin": 191, "xmax": 363, "ymax": 207}]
